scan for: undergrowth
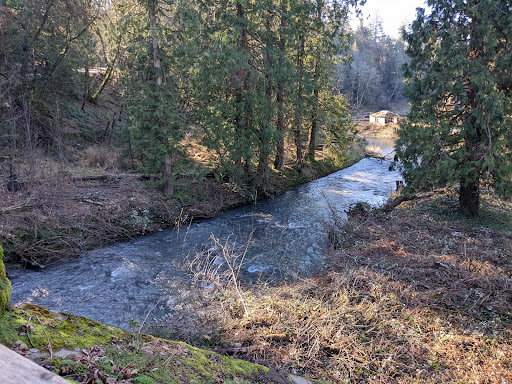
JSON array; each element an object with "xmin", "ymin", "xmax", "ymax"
[{"xmin": 155, "ymin": 192, "xmax": 512, "ymax": 383}]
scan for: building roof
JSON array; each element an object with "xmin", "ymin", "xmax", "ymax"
[{"xmin": 370, "ymin": 110, "xmax": 400, "ymax": 118}]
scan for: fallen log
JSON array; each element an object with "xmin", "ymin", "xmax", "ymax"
[
  {"xmin": 379, "ymin": 193, "xmax": 433, "ymax": 213},
  {"xmin": 364, "ymin": 153, "xmax": 386, "ymax": 161},
  {"xmin": 71, "ymin": 175, "xmax": 112, "ymax": 182}
]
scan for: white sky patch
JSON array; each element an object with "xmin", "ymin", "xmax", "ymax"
[{"xmin": 350, "ymin": 0, "xmax": 430, "ymax": 38}]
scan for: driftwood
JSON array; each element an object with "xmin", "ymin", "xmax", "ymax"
[
  {"xmin": 71, "ymin": 174, "xmax": 159, "ymax": 182},
  {"xmin": 0, "ymin": 203, "xmax": 41, "ymax": 214},
  {"xmin": 82, "ymin": 198, "xmax": 103, "ymax": 206},
  {"xmin": 379, "ymin": 193, "xmax": 433, "ymax": 213},
  {"xmin": 364, "ymin": 153, "xmax": 386, "ymax": 161},
  {"xmin": 0, "ymin": 345, "xmax": 69, "ymax": 384},
  {"xmin": 71, "ymin": 175, "xmax": 116, "ymax": 182}
]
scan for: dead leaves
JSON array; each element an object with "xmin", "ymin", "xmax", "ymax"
[
  {"xmin": 12, "ymin": 340, "xmax": 29, "ymax": 356},
  {"xmin": 41, "ymin": 344, "xmax": 133, "ymax": 384},
  {"xmin": 120, "ymin": 366, "xmax": 139, "ymax": 379},
  {"xmin": 42, "ymin": 340, "xmax": 193, "ymax": 384}
]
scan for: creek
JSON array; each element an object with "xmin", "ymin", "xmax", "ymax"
[{"xmin": 8, "ymin": 136, "xmax": 402, "ymax": 329}]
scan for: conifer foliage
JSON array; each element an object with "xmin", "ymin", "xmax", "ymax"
[
  {"xmin": 185, "ymin": 0, "xmax": 360, "ymax": 191},
  {"xmin": 397, "ymin": 0, "xmax": 512, "ymax": 216},
  {"xmin": 1, "ymin": 0, "xmax": 363, "ymax": 195}
]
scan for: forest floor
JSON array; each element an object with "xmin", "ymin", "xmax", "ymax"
[{"xmin": 149, "ymin": 190, "xmax": 512, "ymax": 383}]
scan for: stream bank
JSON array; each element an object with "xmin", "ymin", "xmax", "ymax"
[
  {"xmin": 1, "ymin": 191, "xmax": 511, "ymax": 384},
  {"xmin": 2, "ymin": 140, "xmax": 365, "ymax": 267},
  {"xmin": 0, "ymin": 304, "xmax": 324, "ymax": 384},
  {"xmin": 7, "ymin": 136, "xmax": 402, "ymax": 329},
  {"xmin": 154, "ymin": 191, "xmax": 512, "ymax": 383}
]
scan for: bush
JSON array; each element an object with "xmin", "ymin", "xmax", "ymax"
[{"xmin": 83, "ymin": 145, "xmax": 118, "ymax": 169}]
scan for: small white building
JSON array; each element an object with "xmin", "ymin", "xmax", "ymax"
[{"xmin": 369, "ymin": 110, "xmax": 401, "ymax": 125}]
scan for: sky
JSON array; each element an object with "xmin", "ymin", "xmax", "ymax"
[{"xmin": 350, "ymin": 0, "xmax": 430, "ymax": 38}]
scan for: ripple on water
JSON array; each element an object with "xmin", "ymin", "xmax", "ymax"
[{"xmin": 8, "ymin": 138, "xmax": 403, "ymax": 328}]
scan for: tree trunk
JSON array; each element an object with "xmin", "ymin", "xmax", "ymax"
[
  {"xmin": 149, "ymin": 0, "xmax": 173, "ymax": 196},
  {"xmin": 82, "ymin": 63, "xmax": 89, "ymax": 111},
  {"xmin": 304, "ymin": 95, "xmax": 317, "ymax": 162},
  {"xmin": 258, "ymin": 6, "xmax": 274, "ymax": 183},
  {"xmin": 232, "ymin": 1, "xmax": 249, "ymax": 180},
  {"xmin": 90, "ymin": 28, "xmax": 121, "ymax": 103},
  {"xmin": 304, "ymin": 61, "xmax": 319, "ymax": 162},
  {"xmin": 458, "ymin": 8, "xmax": 483, "ymax": 216},
  {"xmin": 90, "ymin": 60, "xmax": 116, "ymax": 103},
  {"xmin": 459, "ymin": 179, "xmax": 479, "ymax": 216},
  {"xmin": 273, "ymin": 1, "xmax": 287, "ymax": 171},
  {"xmin": 295, "ymin": 36, "xmax": 305, "ymax": 164},
  {"xmin": 162, "ymin": 154, "xmax": 173, "ymax": 196}
]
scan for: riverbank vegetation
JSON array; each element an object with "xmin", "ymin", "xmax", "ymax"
[
  {"xmin": 0, "ymin": 0, "xmax": 369, "ymax": 265},
  {"xmin": 0, "ymin": 140, "xmax": 364, "ymax": 266},
  {"xmin": 153, "ymin": 191, "xmax": 512, "ymax": 383}
]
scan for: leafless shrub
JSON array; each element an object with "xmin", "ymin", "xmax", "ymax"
[
  {"xmin": 179, "ymin": 234, "xmax": 252, "ymax": 317},
  {"xmin": 83, "ymin": 145, "xmax": 118, "ymax": 169}
]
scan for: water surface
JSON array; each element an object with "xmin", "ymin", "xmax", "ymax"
[{"xmin": 8, "ymin": 137, "xmax": 402, "ymax": 328}]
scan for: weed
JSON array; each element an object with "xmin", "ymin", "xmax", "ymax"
[{"xmin": 180, "ymin": 234, "xmax": 252, "ymax": 317}]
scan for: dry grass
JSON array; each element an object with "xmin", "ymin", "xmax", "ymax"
[
  {"xmin": 82, "ymin": 145, "xmax": 120, "ymax": 169},
  {"xmin": 160, "ymin": 192, "xmax": 512, "ymax": 383},
  {"xmin": 356, "ymin": 123, "xmax": 399, "ymax": 139},
  {"xmin": 0, "ymin": 172, "xmax": 253, "ymax": 265}
]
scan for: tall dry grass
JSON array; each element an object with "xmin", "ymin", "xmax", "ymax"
[
  {"xmin": 157, "ymin": 193, "xmax": 512, "ymax": 383},
  {"xmin": 83, "ymin": 145, "xmax": 119, "ymax": 169}
]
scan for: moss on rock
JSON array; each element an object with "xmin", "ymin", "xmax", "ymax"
[
  {"xmin": 0, "ymin": 304, "xmax": 126, "ymax": 350},
  {"xmin": 0, "ymin": 305, "xmax": 276, "ymax": 384},
  {"xmin": 0, "ymin": 246, "xmax": 11, "ymax": 316}
]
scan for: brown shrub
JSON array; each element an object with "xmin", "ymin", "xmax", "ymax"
[{"xmin": 83, "ymin": 145, "xmax": 118, "ymax": 169}]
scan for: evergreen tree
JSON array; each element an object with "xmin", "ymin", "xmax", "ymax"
[
  {"xmin": 273, "ymin": 0, "xmax": 292, "ymax": 171},
  {"xmin": 289, "ymin": 0, "xmax": 311, "ymax": 164},
  {"xmin": 121, "ymin": 0, "xmax": 184, "ymax": 196},
  {"xmin": 396, "ymin": 0, "xmax": 512, "ymax": 216},
  {"xmin": 191, "ymin": 0, "xmax": 260, "ymax": 184},
  {"xmin": 303, "ymin": 0, "xmax": 353, "ymax": 162}
]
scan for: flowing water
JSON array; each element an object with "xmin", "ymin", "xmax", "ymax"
[{"xmin": 8, "ymin": 136, "xmax": 402, "ymax": 329}]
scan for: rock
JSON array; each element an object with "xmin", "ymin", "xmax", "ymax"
[
  {"xmin": 0, "ymin": 246, "xmax": 12, "ymax": 316},
  {"xmin": 288, "ymin": 374, "xmax": 314, "ymax": 384},
  {"xmin": 27, "ymin": 347, "xmax": 83, "ymax": 361}
]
